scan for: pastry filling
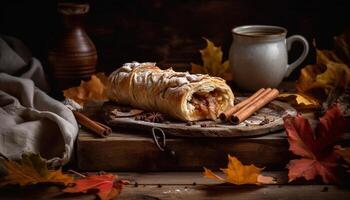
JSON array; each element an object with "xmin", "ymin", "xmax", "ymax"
[{"xmin": 189, "ymin": 90, "xmax": 223, "ymax": 120}]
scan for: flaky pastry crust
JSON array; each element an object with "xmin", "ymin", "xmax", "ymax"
[{"xmin": 107, "ymin": 62, "xmax": 234, "ymax": 121}]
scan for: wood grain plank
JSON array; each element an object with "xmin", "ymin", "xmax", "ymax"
[
  {"xmin": 77, "ymin": 129, "xmax": 291, "ymax": 171},
  {"xmin": 77, "ymin": 129, "xmax": 350, "ymax": 171},
  {"xmin": 119, "ymin": 185, "xmax": 350, "ymax": 200},
  {"xmin": 1, "ymin": 184, "xmax": 348, "ymax": 200},
  {"xmin": 118, "ymin": 171, "xmax": 287, "ymax": 185},
  {"xmin": 107, "ymin": 171, "xmax": 329, "ymax": 186}
]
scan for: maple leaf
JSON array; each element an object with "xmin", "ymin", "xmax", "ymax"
[
  {"xmin": 203, "ymin": 155, "xmax": 276, "ymax": 185},
  {"xmin": 63, "ymin": 173, "xmax": 128, "ymax": 200},
  {"xmin": 283, "ymin": 104, "xmax": 345, "ymax": 183},
  {"xmin": 0, "ymin": 153, "xmax": 73, "ymax": 187},
  {"xmin": 277, "ymin": 93, "xmax": 320, "ymax": 111},
  {"xmin": 63, "ymin": 73, "xmax": 109, "ymax": 105},
  {"xmin": 296, "ymin": 46, "xmax": 350, "ymax": 102},
  {"xmin": 191, "ymin": 38, "xmax": 233, "ymax": 80}
]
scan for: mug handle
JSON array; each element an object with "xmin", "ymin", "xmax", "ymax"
[{"xmin": 284, "ymin": 35, "xmax": 309, "ymax": 77}]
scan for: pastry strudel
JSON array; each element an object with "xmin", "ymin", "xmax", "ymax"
[{"xmin": 107, "ymin": 62, "xmax": 234, "ymax": 121}]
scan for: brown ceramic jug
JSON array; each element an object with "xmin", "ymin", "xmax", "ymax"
[{"xmin": 48, "ymin": 2, "xmax": 97, "ymax": 90}]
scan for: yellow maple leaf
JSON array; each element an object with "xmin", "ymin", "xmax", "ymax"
[
  {"xmin": 277, "ymin": 93, "xmax": 320, "ymax": 111},
  {"xmin": 63, "ymin": 72, "xmax": 109, "ymax": 105},
  {"xmin": 296, "ymin": 48, "xmax": 350, "ymax": 101},
  {"xmin": 191, "ymin": 38, "xmax": 233, "ymax": 80},
  {"xmin": 0, "ymin": 153, "xmax": 73, "ymax": 187},
  {"xmin": 203, "ymin": 155, "xmax": 276, "ymax": 185}
]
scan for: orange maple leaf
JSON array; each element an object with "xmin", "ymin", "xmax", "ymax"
[
  {"xmin": 203, "ymin": 155, "xmax": 276, "ymax": 185},
  {"xmin": 0, "ymin": 153, "xmax": 73, "ymax": 187},
  {"xmin": 283, "ymin": 104, "xmax": 345, "ymax": 183},
  {"xmin": 63, "ymin": 174, "xmax": 128, "ymax": 200},
  {"xmin": 63, "ymin": 73, "xmax": 109, "ymax": 105}
]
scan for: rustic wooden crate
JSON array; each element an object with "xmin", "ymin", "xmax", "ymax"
[{"xmin": 77, "ymin": 129, "xmax": 293, "ymax": 171}]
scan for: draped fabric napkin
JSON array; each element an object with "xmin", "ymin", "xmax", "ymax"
[{"xmin": 0, "ymin": 35, "xmax": 78, "ymax": 166}]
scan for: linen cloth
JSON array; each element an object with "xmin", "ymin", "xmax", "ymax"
[{"xmin": 0, "ymin": 35, "xmax": 78, "ymax": 166}]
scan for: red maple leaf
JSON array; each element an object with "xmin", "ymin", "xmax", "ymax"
[
  {"xmin": 283, "ymin": 104, "xmax": 345, "ymax": 183},
  {"xmin": 63, "ymin": 173, "xmax": 128, "ymax": 200}
]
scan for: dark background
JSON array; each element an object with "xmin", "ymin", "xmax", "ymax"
[{"xmin": 1, "ymin": 0, "xmax": 349, "ymax": 84}]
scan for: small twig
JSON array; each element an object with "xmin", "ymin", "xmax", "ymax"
[{"xmin": 68, "ymin": 169, "xmax": 86, "ymax": 178}]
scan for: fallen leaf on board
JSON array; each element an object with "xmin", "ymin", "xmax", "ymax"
[
  {"xmin": 111, "ymin": 108, "xmax": 144, "ymax": 118},
  {"xmin": 191, "ymin": 38, "xmax": 233, "ymax": 80},
  {"xmin": 277, "ymin": 93, "xmax": 320, "ymax": 111},
  {"xmin": 0, "ymin": 153, "xmax": 73, "ymax": 187},
  {"xmin": 63, "ymin": 173, "xmax": 128, "ymax": 200},
  {"xmin": 203, "ymin": 155, "xmax": 276, "ymax": 185},
  {"xmin": 283, "ymin": 104, "xmax": 345, "ymax": 183},
  {"xmin": 63, "ymin": 73, "xmax": 109, "ymax": 105}
]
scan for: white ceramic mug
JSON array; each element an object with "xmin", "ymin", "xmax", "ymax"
[{"xmin": 229, "ymin": 25, "xmax": 309, "ymax": 91}]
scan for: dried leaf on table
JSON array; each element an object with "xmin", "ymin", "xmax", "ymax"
[
  {"xmin": 191, "ymin": 38, "xmax": 233, "ymax": 80},
  {"xmin": 63, "ymin": 173, "xmax": 128, "ymax": 200},
  {"xmin": 63, "ymin": 73, "xmax": 109, "ymax": 105},
  {"xmin": 203, "ymin": 155, "xmax": 276, "ymax": 185},
  {"xmin": 0, "ymin": 153, "xmax": 73, "ymax": 187},
  {"xmin": 283, "ymin": 104, "xmax": 345, "ymax": 183},
  {"xmin": 277, "ymin": 93, "xmax": 320, "ymax": 111}
]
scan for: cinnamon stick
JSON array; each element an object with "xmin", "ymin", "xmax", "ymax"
[
  {"xmin": 73, "ymin": 110, "xmax": 112, "ymax": 137},
  {"xmin": 230, "ymin": 88, "xmax": 279, "ymax": 124},
  {"xmin": 219, "ymin": 88, "xmax": 266, "ymax": 121},
  {"xmin": 232, "ymin": 88, "xmax": 272, "ymax": 117}
]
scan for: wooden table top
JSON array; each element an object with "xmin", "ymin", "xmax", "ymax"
[{"xmin": 0, "ymin": 171, "xmax": 349, "ymax": 200}]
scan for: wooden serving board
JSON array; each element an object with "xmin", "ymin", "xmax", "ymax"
[
  {"xmin": 77, "ymin": 130, "xmax": 291, "ymax": 171},
  {"xmin": 103, "ymin": 99, "xmax": 297, "ymax": 137}
]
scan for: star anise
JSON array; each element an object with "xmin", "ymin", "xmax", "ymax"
[
  {"xmin": 145, "ymin": 112, "xmax": 164, "ymax": 123},
  {"xmin": 135, "ymin": 112, "xmax": 165, "ymax": 123}
]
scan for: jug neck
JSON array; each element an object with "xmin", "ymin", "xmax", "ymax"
[{"xmin": 58, "ymin": 3, "xmax": 89, "ymax": 29}]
